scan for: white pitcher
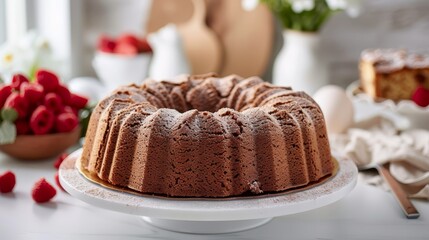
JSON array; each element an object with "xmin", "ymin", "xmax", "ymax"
[
  {"xmin": 148, "ymin": 24, "xmax": 191, "ymax": 81},
  {"xmin": 273, "ymin": 30, "xmax": 329, "ymax": 95}
]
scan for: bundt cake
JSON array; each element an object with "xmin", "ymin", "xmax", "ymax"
[{"xmin": 80, "ymin": 74, "xmax": 334, "ymax": 197}]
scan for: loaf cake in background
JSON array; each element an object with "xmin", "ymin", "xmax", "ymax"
[
  {"xmin": 80, "ymin": 74, "xmax": 335, "ymax": 198},
  {"xmin": 359, "ymin": 49, "xmax": 429, "ymax": 101}
]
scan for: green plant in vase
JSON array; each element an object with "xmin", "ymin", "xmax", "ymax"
[{"xmin": 260, "ymin": 0, "xmax": 360, "ymax": 32}]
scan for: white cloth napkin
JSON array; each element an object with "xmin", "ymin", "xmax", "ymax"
[{"xmin": 330, "ymin": 116, "xmax": 429, "ymax": 200}]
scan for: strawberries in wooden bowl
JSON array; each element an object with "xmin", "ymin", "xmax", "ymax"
[{"xmin": 0, "ymin": 70, "xmax": 88, "ymax": 160}]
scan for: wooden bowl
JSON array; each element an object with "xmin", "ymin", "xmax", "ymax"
[{"xmin": 0, "ymin": 126, "xmax": 81, "ymax": 160}]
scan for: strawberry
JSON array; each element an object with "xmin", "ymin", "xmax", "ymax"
[
  {"xmin": 0, "ymin": 171, "xmax": 16, "ymax": 193},
  {"xmin": 54, "ymin": 153, "xmax": 68, "ymax": 169},
  {"xmin": 139, "ymin": 38, "xmax": 152, "ymax": 53},
  {"xmin": 56, "ymin": 85, "xmax": 71, "ymax": 105},
  {"xmin": 60, "ymin": 106, "xmax": 79, "ymax": 117},
  {"xmin": 412, "ymin": 86, "xmax": 429, "ymax": 107},
  {"xmin": 15, "ymin": 120, "xmax": 31, "ymax": 135},
  {"xmin": 4, "ymin": 92, "xmax": 29, "ymax": 119},
  {"xmin": 0, "ymin": 85, "xmax": 12, "ymax": 108},
  {"xmin": 117, "ymin": 34, "xmax": 140, "ymax": 48},
  {"xmin": 115, "ymin": 42, "xmax": 138, "ymax": 55},
  {"xmin": 31, "ymin": 178, "xmax": 56, "ymax": 203},
  {"xmin": 55, "ymin": 113, "xmax": 78, "ymax": 133},
  {"xmin": 44, "ymin": 93, "xmax": 63, "ymax": 113},
  {"xmin": 20, "ymin": 82, "xmax": 44, "ymax": 103},
  {"xmin": 54, "ymin": 172, "xmax": 65, "ymax": 192},
  {"xmin": 11, "ymin": 74, "xmax": 29, "ymax": 90},
  {"xmin": 36, "ymin": 69, "xmax": 60, "ymax": 92},
  {"xmin": 98, "ymin": 35, "xmax": 116, "ymax": 53},
  {"xmin": 30, "ymin": 106, "xmax": 54, "ymax": 135},
  {"xmin": 69, "ymin": 93, "xmax": 88, "ymax": 109}
]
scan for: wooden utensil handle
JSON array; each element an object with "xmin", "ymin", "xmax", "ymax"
[
  {"xmin": 377, "ymin": 164, "xmax": 420, "ymax": 219},
  {"xmin": 190, "ymin": 0, "xmax": 206, "ymax": 22}
]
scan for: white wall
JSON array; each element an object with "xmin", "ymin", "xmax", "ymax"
[
  {"xmin": 81, "ymin": 0, "xmax": 152, "ymax": 77},
  {"xmin": 321, "ymin": 0, "xmax": 429, "ymax": 87},
  {"xmin": 29, "ymin": 0, "xmax": 84, "ymax": 80},
  {"xmin": 79, "ymin": 0, "xmax": 429, "ymax": 87},
  {"xmin": 0, "ymin": 1, "xmax": 6, "ymax": 44}
]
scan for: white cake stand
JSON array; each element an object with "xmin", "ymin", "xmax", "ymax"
[{"xmin": 59, "ymin": 149, "xmax": 357, "ymax": 234}]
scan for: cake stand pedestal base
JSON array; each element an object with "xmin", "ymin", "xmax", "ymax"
[{"xmin": 142, "ymin": 217, "xmax": 272, "ymax": 234}]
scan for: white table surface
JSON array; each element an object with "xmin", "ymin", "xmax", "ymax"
[
  {"xmin": 1, "ymin": 99, "xmax": 429, "ymax": 240},
  {"xmin": 0, "ymin": 151, "xmax": 428, "ymax": 240}
]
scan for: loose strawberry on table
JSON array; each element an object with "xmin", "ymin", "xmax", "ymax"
[
  {"xmin": 31, "ymin": 178, "xmax": 56, "ymax": 203},
  {"xmin": 0, "ymin": 171, "xmax": 16, "ymax": 193}
]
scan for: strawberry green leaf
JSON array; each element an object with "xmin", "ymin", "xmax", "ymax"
[
  {"xmin": 29, "ymin": 63, "xmax": 38, "ymax": 82},
  {"xmin": 0, "ymin": 121, "xmax": 17, "ymax": 144},
  {"xmin": 1, "ymin": 108, "xmax": 18, "ymax": 122}
]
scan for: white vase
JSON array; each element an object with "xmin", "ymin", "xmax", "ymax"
[{"xmin": 273, "ymin": 30, "xmax": 328, "ymax": 96}]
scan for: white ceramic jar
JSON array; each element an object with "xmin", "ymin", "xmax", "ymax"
[{"xmin": 273, "ymin": 30, "xmax": 328, "ymax": 95}]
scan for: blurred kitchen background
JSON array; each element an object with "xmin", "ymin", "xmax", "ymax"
[{"xmin": 0, "ymin": 0, "xmax": 428, "ymax": 88}]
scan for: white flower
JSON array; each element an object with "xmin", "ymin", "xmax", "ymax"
[
  {"xmin": 291, "ymin": 0, "xmax": 315, "ymax": 13},
  {"xmin": 242, "ymin": 0, "xmax": 259, "ymax": 11},
  {"xmin": 0, "ymin": 30, "xmax": 60, "ymax": 82},
  {"xmin": 326, "ymin": 0, "xmax": 346, "ymax": 10},
  {"xmin": 326, "ymin": 0, "xmax": 361, "ymax": 17},
  {"xmin": 0, "ymin": 43, "xmax": 30, "ymax": 78}
]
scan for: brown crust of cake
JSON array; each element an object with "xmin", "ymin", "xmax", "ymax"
[{"xmin": 78, "ymin": 154, "xmax": 339, "ymax": 200}]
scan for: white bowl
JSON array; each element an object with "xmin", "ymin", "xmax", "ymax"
[{"xmin": 92, "ymin": 51, "xmax": 152, "ymax": 92}]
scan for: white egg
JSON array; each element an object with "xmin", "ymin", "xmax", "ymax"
[
  {"xmin": 68, "ymin": 77, "xmax": 107, "ymax": 104},
  {"xmin": 313, "ymin": 85, "xmax": 354, "ymax": 134}
]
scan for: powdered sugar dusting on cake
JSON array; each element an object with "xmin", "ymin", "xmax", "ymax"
[
  {"xmin": 361, "ymin": 49, "xmax": 406, "ymax": 73},
  {"xmin": 362, "ymin": 49, "xmax": 429, "ymax": 73},
  {"xmin": 406, "ymin": 53, "xmax": 429, "ymax": 69},
  {"xmin": 249, "ymin": 181, "xmax": 263, "ymax": 194}
]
